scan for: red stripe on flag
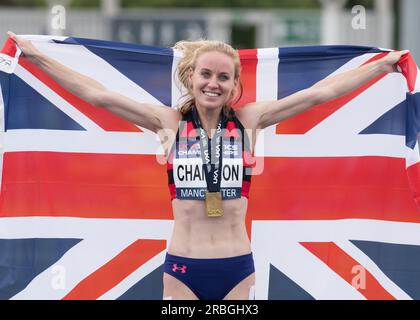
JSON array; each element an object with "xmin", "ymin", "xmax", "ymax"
[
  {"xmin": 63, "ymin": 239, "xmax": 166, "ymax": 300},
  {"xmin": 0, "ymin": 152, "xmax": 172, "ymax": 219},
  {"xmin": 2, "ymin": 153, "xmax": 418, "ymax": 222},
  {"xmin": 397, "ymin": 52, "xmax": 417, "ymax": 92},
  {"xmin": 1, "ymin": 37, "xmax": 17, "ymax": 57},
  {"xmin": 247, "ymin": 156, "xmax": 420, "ymax": 222},
  {"xmin": 276, "ymin": 53, "xmax": 389, "ymax": 134},
  {"xmin": 18, "ymin": 57, "xmax": 141, "ymax": 132},
  {"xmin": 407, "ymin": 162, "xmax": 420, "ymax": 211},
  {"xmin": 300, "ymin": 242, "xmax": 396, "ymax": 300},
  {"xmin": 234, "ymin": 49, "xmax": 257, "ymax": 109}
]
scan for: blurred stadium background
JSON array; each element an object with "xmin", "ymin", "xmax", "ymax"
[{"xmin": 0, "ymin": 0, "xmax": 419, "ymax": 65}]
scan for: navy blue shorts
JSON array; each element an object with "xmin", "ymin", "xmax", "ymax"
[{"xmin": 164, "ymin": 252, "xmax": 255, "ymax": 300}]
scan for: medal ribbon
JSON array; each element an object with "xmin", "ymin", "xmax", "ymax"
[{"xmin": 191, "ymin": 107, "xmax": 227, "ymax": 193}]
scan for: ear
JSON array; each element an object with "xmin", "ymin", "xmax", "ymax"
[
  {"xmin": 231, "ymin": 79, "xmax": 239, "ymax": 97},
  {"xmin": 188, "ymin": 67, "xmax": 194, "ymax": 89}
]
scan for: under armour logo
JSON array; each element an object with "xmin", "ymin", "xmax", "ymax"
[{"xmin": 172, "ymin": 263, "xmax": 187, "ymax": 273}]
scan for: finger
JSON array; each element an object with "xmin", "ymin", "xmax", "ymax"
[{"xmin": 7, "ymin": 31, "xmax": 18, "ymax": 43}]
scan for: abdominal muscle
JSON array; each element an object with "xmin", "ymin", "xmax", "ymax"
[{"xmin": 168, "ymin": 196, "xmax": 251, "ymax": 258}]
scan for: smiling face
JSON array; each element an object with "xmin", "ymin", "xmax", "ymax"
[{"xmin": 189, "ymin": 51, "xmax": 237, "ymax": 112}]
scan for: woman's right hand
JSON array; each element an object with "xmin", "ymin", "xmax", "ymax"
[{"xmin": 7, "ymin": 31, "xmax": 41, "ymax": 64}]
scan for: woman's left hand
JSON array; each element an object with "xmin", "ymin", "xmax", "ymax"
[{"xmin": 379, "ymin": 50, "xmax": 410, "ymax": 73}]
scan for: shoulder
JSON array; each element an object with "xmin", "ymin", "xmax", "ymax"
[
  {"xmin": 159, "ymin": 106, "xmax": 182, "ymax": 126},
  {"xmin": 156, "ymin": 108, "xmax": 183, "ymax": 154},
  {"xmin": 232, "ymin": 103, "xmax": 260, "ymax": 131}
]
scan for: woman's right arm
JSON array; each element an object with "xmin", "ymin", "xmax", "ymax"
[{"xmin": 7, "ymin": 31, "xmax": 179, "ymax": 133}]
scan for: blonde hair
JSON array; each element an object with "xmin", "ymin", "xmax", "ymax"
[{"xmin": 173, "ymin": 39, "xmax": 242, "ymax": 118}]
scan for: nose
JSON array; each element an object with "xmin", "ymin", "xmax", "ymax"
[{"xmin": 207, "ymin": 76, "xmax": 219, "ymax": 89}]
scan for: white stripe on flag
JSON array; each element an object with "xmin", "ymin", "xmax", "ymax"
[
  {"xmin": 4, "ymin": 128, "xmax": 409, "ymax": 158},
  {"xmin": 414, "ymin": 67, "xmax": 420, "ymax": 94},
  {"xmin": 256, "ymin": 48, "xmax": 279, "ymax": 139},
  {"xmin": 256, "ymin": 48, "xmax": 279, "ymax": 102},
  {"xmin": 406, "ymin": 141, "xmax": 420, "ymax": 167},
  {"xmin": 256, "ymin": 131, "xmax": 408, "ymax": 158},
  {"xmin": 4, "ymin": 129, "xmax": 161, "ymax": 154},
  {"xmin": 171, "ymin": 48, "xmax": 184, "ymax": 108},
  {"xmin": 4, "ymin": 127, "xmax": 409, "ymax": 158},
  {"xmin": 0, "ymin": 217, "xmax": 173, "ymax": 239}
]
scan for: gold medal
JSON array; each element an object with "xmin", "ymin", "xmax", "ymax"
[{"xmin": 205, "ymin": 191, "xmax": 223, "ymax": 217}]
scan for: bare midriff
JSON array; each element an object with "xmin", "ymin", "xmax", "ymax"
[{"xmin": 168, "ymin": 196, "xmax": 251, "ymax": 258}]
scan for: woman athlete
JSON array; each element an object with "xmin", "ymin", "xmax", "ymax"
[{"xmin": 7, "ymin": 31, "xmax": 408, "ymax": 300}]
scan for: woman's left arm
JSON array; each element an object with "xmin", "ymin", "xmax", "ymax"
[{"xmin": 237, "ymin": 50, "xmax": 409, "ymax": 130}]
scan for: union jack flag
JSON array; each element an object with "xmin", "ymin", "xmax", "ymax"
[{"xmin": 0, "ymin": 35, "xmax": 419, "ymax": 300}]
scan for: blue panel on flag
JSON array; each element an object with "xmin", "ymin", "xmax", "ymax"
[
  {"xmin": 0, "ymin": 238, "xmax": 82, "ymax": 299},
  {"xmin": 277, "ymin": 45, "xmax": 382, "ymax": 99},
  {"xmin": 360, "ymin": 92, "xmax": 420, "ymax": 148},
  {"xmin": 117, "ymin": 265, "xmax": 163, "ymax": 300},
  {"xmin": 0, "ymin": 72, "xmax": 10, "ymax": 114},
  {"xmin": 4, "ymin": 75, "xmax": 85, "ymax": 131},
  {"xmin": 268, "ymin": 264, "xmax": 314, "ymax": 300},
  {"xmin": 359, "ymin": 98, "xmax": 407, "ymax": 136},
  {"xmin": 351, "ymin": 240, "xmax": 420, "ymax": 299},
  {"xmin": 406, "ymin": 93, "xmax": 420, "ymax": 148},
  {"xmin": 59, "ymin": 37, "xmax": 173, "ymax": 107}
]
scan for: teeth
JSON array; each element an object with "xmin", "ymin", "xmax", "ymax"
[{"xmin": 203, "ymin": 91, "xmax": 220, "ymax": 97}]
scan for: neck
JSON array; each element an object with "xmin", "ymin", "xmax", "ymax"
[{"xmin": 195, "ymin": 106, "xmax": 223, "ymax": 137}]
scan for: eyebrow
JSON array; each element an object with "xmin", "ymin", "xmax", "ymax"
[{"xmin": 200, "ymin": 68, "xmax": 231, "ymax": 76}]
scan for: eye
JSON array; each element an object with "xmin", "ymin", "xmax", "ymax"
[
  {"xmin": 219, "ymin": 74, "xmax": 229, "ymax": 81},
  {"xmin": 201, "ymin": 71, "xmax": 211, "ymax": 78}
]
